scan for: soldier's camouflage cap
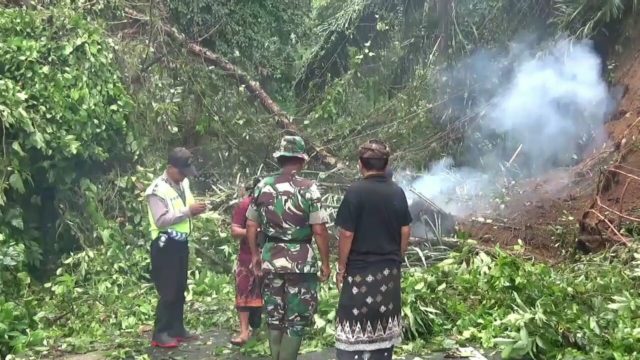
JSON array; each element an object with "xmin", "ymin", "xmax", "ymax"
[
  {"xmin": 358, "ymin": 139, "xmax": 390, "ymax": 159},
  {"xmin": 273, "ymin": 135, "xmax": 309, "ymax": 161}
]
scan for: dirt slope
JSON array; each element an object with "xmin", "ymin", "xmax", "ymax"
[{"xmin": 461, "ymin": 22, "xmax": 640, "ymax": 262}]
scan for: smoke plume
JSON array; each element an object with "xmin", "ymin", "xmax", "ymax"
[{"xmin": 409, "ymin": 38, "xmax": 617, "ymax": 217}]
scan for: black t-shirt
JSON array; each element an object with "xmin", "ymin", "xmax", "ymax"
[{"xmin": 335, "ymin": 174, "xmax": 412, "ymax": 268}]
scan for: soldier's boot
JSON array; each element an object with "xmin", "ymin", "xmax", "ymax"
[
  {"xmin": 278, "ymin": 334, "xmax": 302, "ymax": 360},
  {"xmin": 268, "ymin": 330, "xmax": 284, "ymax": 360}
]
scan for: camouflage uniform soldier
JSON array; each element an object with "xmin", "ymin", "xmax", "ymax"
[{"xmin": 246, "ymin": 136, "xmax": 331, "ymax": 360}]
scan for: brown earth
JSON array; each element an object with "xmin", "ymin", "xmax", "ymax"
[{"xmin": 461, "ymin": 22, "xmax": 640, "ymax": 262}]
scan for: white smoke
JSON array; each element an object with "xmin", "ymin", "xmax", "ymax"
[{"xmin": 410, "ymin": 38, "xmax": 616, "ymax": 217}]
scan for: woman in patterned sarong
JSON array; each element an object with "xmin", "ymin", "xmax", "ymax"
[{"xmin": 230, "ymin": 179, "xmax": 263, "ymax": 346}]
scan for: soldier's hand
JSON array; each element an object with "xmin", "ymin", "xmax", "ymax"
[
  {"xmin": 189, "ymin": 203, "xmax": 207, "ymax": 216},
  {"xmin": 319, "ymin": 263, "xmax": 331, "ymax": 283}
]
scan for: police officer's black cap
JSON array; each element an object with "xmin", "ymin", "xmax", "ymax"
[{"xmin": 168, "ymin": 147, "xmax": 198, "ymax": 177}]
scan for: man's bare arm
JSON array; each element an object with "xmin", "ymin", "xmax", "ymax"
[
  {"xmin": 338, "ymin": 228, "xmax": 354, "ymax": 271},
  {"xmin": 400, "ymin": 225, "xmax": 411, "ymax": 256},
  {"xmin": 312, "ymin": 223, "xmax": 330, "ymax": 267}
]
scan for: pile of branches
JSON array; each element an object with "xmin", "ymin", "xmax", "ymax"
[
  {"xmin": 580, "ymin": 163, "xmax": 640, "ymax": 246},
  {"xmin": 580, "ymin": 117, "xmax": 640, "ymax": 248}
]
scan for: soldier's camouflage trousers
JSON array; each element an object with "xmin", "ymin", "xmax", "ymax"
[{"xmin": 263, "ymin": 272, "xmax": 318, "ymax": 337}]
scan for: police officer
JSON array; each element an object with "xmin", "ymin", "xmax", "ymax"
[
  {"xmin": 145, "ymin": 147, "xmax": 207, "ymax": 348},
  {"xmin": 246, "ymin": 136, "xmax": 331, "ymax": 360}
]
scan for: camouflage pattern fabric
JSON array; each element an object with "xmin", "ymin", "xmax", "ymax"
[
  {"xmin": 263, "ymin": 272, "xmax": 318, "ymax": 337},
  {"xmin": 273, "ymin": 135, "xmax": 309, "ymax": 160},
  {"xmin": 246, "ymin": 171, "xmax": 329, "ymax": 273}
]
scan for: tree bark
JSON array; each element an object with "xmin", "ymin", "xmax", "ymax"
[
  {"xmin": 436, "ymin": 0, "xmax": 451, "ymax": 61},
  {"xmin": 124, "ymin": 8, "xmax": 340, "ymax": 169}
]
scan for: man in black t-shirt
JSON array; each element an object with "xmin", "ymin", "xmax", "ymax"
[{"xmin": 333, "ymin": 139, "xmax": 411, "ymax": 360}]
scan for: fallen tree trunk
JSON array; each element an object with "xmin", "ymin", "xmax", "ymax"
[{"xmin": 124, "ymin": 8, "xmax": 340, "ymax": 169}]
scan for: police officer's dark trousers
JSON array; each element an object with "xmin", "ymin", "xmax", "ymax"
[{"xmin": 150, "ymin": 235, "xmax": 189, "ymax": 337}]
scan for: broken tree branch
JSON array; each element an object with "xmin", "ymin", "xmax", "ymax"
[
  {"xmin": 596, "ymin": 195, "xmax": 640, "ymax": 223},
  {"xmin": 408, "ymin": 186, "xmax": 448, "ymax": 215},
  {"xmin": 123, "ymin": 8, "xmax": 340, "ymax": 169},
  {"xmin": 507, "ymin": 144, "xmax": 523, "ymax": 166},
  {"xmin": 587, "ymin": 209, "xmax": 630, "ymax": 245},
  {"xmin": 618, "ymin": 179, "xmax": 631, "ymax": 225},
  {"xmin": 608, "ymin": 167, "xmax": 640, "ymax": 182}
]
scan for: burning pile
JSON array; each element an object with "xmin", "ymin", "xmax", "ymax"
[{"xmin": 403, "ymin": 37, "xmax": 622, "ymax": 244}]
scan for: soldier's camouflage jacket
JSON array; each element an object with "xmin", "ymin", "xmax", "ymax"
[{"xmin": 246, "ymin": 170, "xmax": 329, "ymax": 274}]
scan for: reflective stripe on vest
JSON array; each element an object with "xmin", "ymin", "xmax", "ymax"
[{"xmin": 146, "ymin": 176, "xmax": 195, "ymax": 240}]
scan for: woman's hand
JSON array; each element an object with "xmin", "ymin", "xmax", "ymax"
[{"xmin": 251, "ymin": 255, "xmax": 262, "ymax": 276}]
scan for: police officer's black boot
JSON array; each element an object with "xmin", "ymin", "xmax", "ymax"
[
  {"xmin": 152, "ymin": 298, "xmax": 179, "ymax": 348},
  {"xmin": 169, "ymin": 299, "xmax": 197, "ymax": 342},
  {"xmin": 151, "ymin": 333, "xmax": 179, "ymax": 348}
]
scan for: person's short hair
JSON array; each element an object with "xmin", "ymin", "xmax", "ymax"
[
  {"xmin": 360, "ymin": 157, "xmax": 388, "ymax": 171},
  {"xmin": 277, "ymin": 155, "xmax": 305, "ymax": 168}
]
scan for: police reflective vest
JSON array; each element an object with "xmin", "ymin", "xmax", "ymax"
[{"xmin": 145, "ymin": 175, "xmax": 195, "ymax": 240}]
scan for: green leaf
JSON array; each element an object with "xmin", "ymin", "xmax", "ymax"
[
  {"xmin": 501, "ymin": 344, "xmax": 513, "ymax": 359},
  {"xmin": 10, "ymin": 217, "xmax": 23, "ymax": 230},
  {"xmin": 520, "ymin": 327, "xmax": 529, "ymax": 343},
  {"xmin": 535, "ymin": 336, "xmax": 547, "ymax": 350},
  {"xmin": 12, "ymin": 141, "xmax": 25, "ymax": 156},
  {"xmin": 9, "ymin": 173, "xmax": 25, "ymax": 193},
  {"xmin": 607, "ymin": 303, "xmax": 626, "ymax": 310}
]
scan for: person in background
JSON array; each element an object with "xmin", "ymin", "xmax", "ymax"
[
  {"xmin": 145, "ymin": 147, "xmax": 208, "ymax": 348},
  {"xmin": 230, "ymin": 177, "xmax": 264, "ymax": 346},
  {"xmin": 246, "ymin": 136, "xmax": 331, "ymax": 360},
  {"xmin": 334, "ymin": 139, "xmax": 412, "ymax": 360}
]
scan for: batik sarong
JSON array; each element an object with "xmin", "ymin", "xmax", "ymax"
[{"xmin": 335, "ymin": 262, "xmax": 402, "ymax": 357}]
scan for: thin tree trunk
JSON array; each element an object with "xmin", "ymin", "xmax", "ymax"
[
  {"xmin": 124, "ymin": 8, "xmax": 340, "ymax": 169},
  {"xmin": 436, "ymin": 0, "xmax": 451, "ymax": 61}
]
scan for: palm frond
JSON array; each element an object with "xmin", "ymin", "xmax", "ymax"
[{"xmin": 553, "ymin": 0, "xmax": 639, "ymax": 38}]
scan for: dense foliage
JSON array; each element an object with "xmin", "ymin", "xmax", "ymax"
[
  {"xmin": 0, "ymin": 0, "xmax": 639, "ymax": 358},
  {"xmin": 0, "ymin": 8, "xmax": 133, "ymax": 356},
  {"xmin": 403, "ymin": 245, "xmax": 640, "ymax": 359}
]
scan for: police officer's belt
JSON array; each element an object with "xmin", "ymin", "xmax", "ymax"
[
  {"xmin": 158, "ymin": 229, "xmax": 189, "ymax": 242},
  {"xmin": 265, "ymin": 235, "xmax": 311, "ymax": 244}
]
